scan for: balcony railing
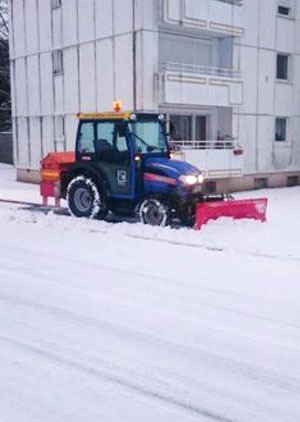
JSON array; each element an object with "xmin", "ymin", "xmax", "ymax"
[
  {"xmin": 163, "ymin": 0, "xmax": 245, "ymax": 36},
  {"xmin": 170, "ymin": 140, "xmax": 235, "ymax": 151},
  {"xmin": 160, "ymin": 62, "xmax": 241, "ymax": 79},
  {"xmin": 171, "ymin": 140, "xmax": 244, "ymax": 178}
]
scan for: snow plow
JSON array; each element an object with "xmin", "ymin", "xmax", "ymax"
[{"xmin": 40, "ymin": 105, "xmax": 268, "ymax": 229}]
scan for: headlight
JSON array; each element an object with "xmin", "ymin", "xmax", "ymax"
[
  {"xmin": 198, "ymin": 174, "xmax": 204, "ymax": 184},
  {"xmin": 179, "ymin": 174, "xmax": 198, "ymax": 185}
]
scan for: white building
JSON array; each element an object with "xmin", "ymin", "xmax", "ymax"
[{"xmin": 9, "ymin": 0, "xmax": 300, "ymax": 191}]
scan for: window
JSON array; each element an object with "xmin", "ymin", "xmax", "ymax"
[
  {"xmin": 278, "ymin": 5, "xmax": 291, "ymax": 15},
  {"xmin": 51, "ymin": 0, "xmax": 61, "ymax": 9},
  {"xmin": 278, "ymin": 0, "xmax": 293, "ymax": 17},
  {"xmin": 287, "ymin": 175, "xmax": 299, "ymax": 187},
  {"xmin": 129, "ymin": 120, "xmax": 167, "ymax": 154},
  {"xmin": 78, "ymin": 122, "xmax": 95, "ymax": 154},
  {"xmin": 276, "ymin": 54, "xmax": 289, "ymax": 80},
  {"xmin": 196, "ymin": 116, "xmax": 207, "ymax": 141},
  {"xmin": 275, "ymin": 118, "xmax": 287, "ymax": 142},
  {"xmin": 54, "ymin": 116, "xmax": 64, "ymax": 142},
  {"xmin": 96, "ymin": 121, "xmax": 129, "ymax": 161},
  {"xmin": 169, "ymin": 115, "xmax": 192, "ymax": 141},
  {"xmin": 255, "ymin": 178, "xmax": 269, "ymax": 190},
  {"xmin": 53, "ymin": 50, "xmax": 63, "ymax": 75}
]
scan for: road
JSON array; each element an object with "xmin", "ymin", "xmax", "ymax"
[{"xmin": 0, "ymin": 196, "xmax": 300, "ymax": 422}]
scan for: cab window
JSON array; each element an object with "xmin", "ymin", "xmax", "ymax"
[
  {"xmin": 78, "ymin": 122, "xmax": 95, "ymax": 154},
  {"xmin": 96, "ymin": 121, "xmax": 129, "ymax": 161}
]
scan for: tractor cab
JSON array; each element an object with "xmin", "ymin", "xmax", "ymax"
[{"xmin": 75, "ymin": 111, "xmax": 171, "ymax": 200}]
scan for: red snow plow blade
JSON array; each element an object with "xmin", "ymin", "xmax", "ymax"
[{"xmin": 195, "ymin": 198, "xmax": 268, "ymax": 230}]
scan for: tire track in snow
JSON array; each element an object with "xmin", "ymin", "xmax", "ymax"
[
  {"xmin": 0, "ymin": 334, "xmax": 237, "ymax": 422},
  {"xmin": 1, "ymin": 201, "xmax": 299, "ymax": 263},
  {"xmin": 0, "ymin": 244, "xmax": 299, "ymax": 333},
  {"xmin": 1, "ymin": 291, "xmax": 300, "ymax": 397}
]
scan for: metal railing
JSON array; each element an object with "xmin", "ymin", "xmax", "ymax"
[
  {"xmin": 160, "ymin": 62, "xmax": 241, "ymax": 79},
  {"xmin": 170, "ymin": 140, "xmax": 235, "ymax": 151}
]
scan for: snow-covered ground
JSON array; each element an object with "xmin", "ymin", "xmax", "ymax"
[{"xmin": 0, "ymin": 163, "xmax": 300, "ymax": 422}]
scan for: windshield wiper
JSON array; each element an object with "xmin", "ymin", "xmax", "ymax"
[{"xmin": 130, "ymin": 132, "xmax": 149, "ymax": 147}]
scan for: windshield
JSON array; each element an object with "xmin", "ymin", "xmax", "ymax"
[{"xmin": 129, "ymin": 121, "xmax": 168, "ymax": 154}]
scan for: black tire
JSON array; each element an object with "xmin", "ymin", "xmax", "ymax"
[
  {"xmin": 138, "ymin": 198, "xmax": 171, "ymax": 227},
  {"xmin": 67, "ymin": 175, "xmax": 108, "ymax": 220}
]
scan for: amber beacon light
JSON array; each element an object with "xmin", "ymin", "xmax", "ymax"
[{"xmin": 113, "ymin": 100, "xmax": 122, "ymax": 112}]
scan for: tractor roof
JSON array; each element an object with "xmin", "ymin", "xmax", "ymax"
[
  {"xmin": 77, "ymin": 112, "xmax": 161, "ymax": 121},
  {"xmin": 78, "ymin": 112, "xmax": 132, "ymax": 120}
]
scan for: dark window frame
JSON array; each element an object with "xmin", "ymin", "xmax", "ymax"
[
  {"xmin": 276, "ymin": 53, "xmax": 290, "ymax": 81},
  {"xmin": 275, "ymin": 117, "xmax": 288, "ymax": 142},
  {"xmin": 53, "ymin": 49, "xmax": 63, "ymax": 75},
  {"xmin": 51, "ymin": 0, "xmax": 61, "ymax": 9}
]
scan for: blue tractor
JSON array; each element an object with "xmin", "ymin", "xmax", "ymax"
[{"xmin": 54, "ymin": 109, "xmax": 204, "ymax": 226}]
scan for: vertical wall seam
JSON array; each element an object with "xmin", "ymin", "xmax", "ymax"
[
  {"xmin": 112, "ymin": 0, "xmax": 116, "ymax": 99},
  {"xmin": 36, "ymin": 0, "xmax": 43, "ymax": 159},
  {"xmin": 93, "ymin": 0, "xmax": 97, "ymax": 111},
  {"xmin": 254, "ymin": 1, "xmax": 261, "ymax": 173},
  {"xmin": 23, "ymin": 0, "xmax": 31, "ymax": 166},
  {"xmin": 76, "ymin": 0, "xmax": 81, "ymax": 113}
]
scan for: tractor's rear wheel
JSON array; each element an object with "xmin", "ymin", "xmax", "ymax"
[
  {"xmin": 67, "ymin": 176, "xmax": 108, "ymax": 220},
  {"xmin": 138, "ymin": 198, "xmax": 171, "ymax": 227}
]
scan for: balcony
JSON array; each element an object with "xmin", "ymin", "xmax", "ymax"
[
  {"xmin": 159, "ymin": 62, "xmax": 243, "ymax": 108},
  {"xmin": 171, "ymin": 140, "xmax": 244, "ymax": 179},
  {"xmin": 163, "ymin": 0, "xmax": 244, "ymax": 37}
]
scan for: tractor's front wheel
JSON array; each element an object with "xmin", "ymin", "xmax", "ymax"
[
  {"xmin": 67, "ymin": 176, "xmax": 108, "ymax": 220},
  {"xmin": 138, "ymin": 198, "xmax": 171, "ymax": 227}
]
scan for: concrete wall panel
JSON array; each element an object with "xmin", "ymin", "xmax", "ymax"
[
  {"xmin": 42, "ymin": 116, "xmax": 54, "ymax": 156},
  {"xmin": 52, "ymin": 7, "xmax": 62, "ymax": 50},
  {"xmin": 79, "ymin": 43, "xmax": 96, "ymax": 112},
  {"xmin": 29, "ymin": 117, "xmax": 42, "ymax": 168},
  {"xmin": 27, "ymin": 55, "xmax": 40, "ymax": 116},
  {"xmin": 114, "ymin": 0, "xmax": 133, "ymax": 35},
  {"xmin": 25, "ymin": 0, "xmax": 39, "ymax": 55},
  {"xmin": 138, "ymin": 31, "xmax": 159, "ymax": 111},
  {"xmin": 12, "ymin": 0, "xmax": 25, "ymax": 58},
  {"xmin": 257, "ymin": 50, "xmax": 275, "ymax": 115},
  {"xmin": 240, "ymin": 0, "xmax": 258, "ymax": 47},
  {"xmin": 277, "ymin": 18, "xmax": 295, "ymax": 54},
  {"xmin": 54, "ymin": 75, "xmax": 64, "ymax": 114},
  {"xmin": 15, "ymin": 58, "xmax": 27, "ymax": 116},
  {"xmin": 237, "ymin": 47, "xmax": 257, "ymax": 114},
  {"xmin": 17, "ymin": 117, "xmax": 29, "ymax": 167},
  {"xmin": 62, "ymin": 0, "xmax": 78, "ymax": 47},
  {"xmin": 259, "ymin": 0, "xmax": 276, "ymax": 50},
  {"xmin": 96, "ymin": 39, "xmax": 114, "ymax": 111},
  {"xmin": 257, "ymin": 116, "xmax": 273, "ymax": 172},
  {"xmin": 275, "ymin": 83, "xmax": 294, "ymax": 116},
  {"xmin": 238, "ymin": 114, "xmax": 256, "ymax": 174},
  {"xmin": 38, "ymin": 0, "xmax": 52, "ymax": 52},
  {"xmin": 65, "ymin": 115, "xmax": 78, "ymax": 151},
  {"xmin": 40, "ymin": 53, "xmax": 54, "ymax": 116},
  {"xmin": 64, "ymin": 47, "xmax": 79, "ymax": 114},
  {"xmin": 115, "ymin": 35, "xmax": 134, "ymax": 110},
  {"xmin": 78, "ymin": 0, "xmax": 94, "ymax": 43},
  {"xmin": 95, "ymin": 0, "xmax": 113, "ymax": 39}
]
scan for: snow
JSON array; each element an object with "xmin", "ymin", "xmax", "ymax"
[{"xmin": 0, "ymin": 164, "xmax": 300, "ymax": 422}]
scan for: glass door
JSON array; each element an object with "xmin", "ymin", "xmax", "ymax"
[{"xmin": 169, "ymin": 115, "xmax": 192, "ymax": 141}]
